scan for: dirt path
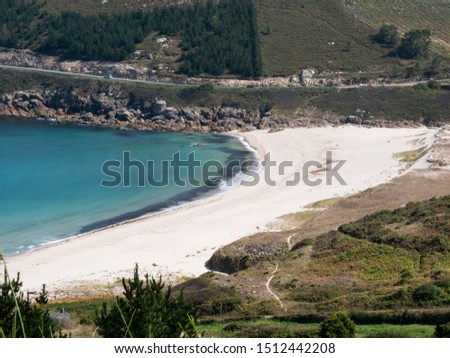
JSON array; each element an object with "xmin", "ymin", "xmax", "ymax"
[
  {"xmin": 266, "ymin": 263, "xmax": 283, "ymax": 308},
  {"xmin": 286, "ymin": 234, "xmax": 294, "ymax": 251}
]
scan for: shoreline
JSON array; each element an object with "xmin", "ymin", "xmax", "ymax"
[
  {"xmin": 2, "ymin": 126, "xmax": 439, "ymax": 297},
  {"xmin": 3, "ymin": 129, "xmax": 261, "ymax": 259}
]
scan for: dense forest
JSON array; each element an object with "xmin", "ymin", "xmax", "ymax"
[
  {"xmin": 0, "ymin": 0, "xmax": 262, "ymax": 77},
  {"xmin": 0, "ymin": 0, "xmax": 43, "ymax": 48}
]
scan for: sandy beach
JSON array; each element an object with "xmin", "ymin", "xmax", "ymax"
[{"xmin": 3, "ymin": 126, "xmax": 438, "ymax": 296}]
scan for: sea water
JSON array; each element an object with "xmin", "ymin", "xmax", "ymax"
[{"xmin": 0, "ymin": 117, "xmax": 255, "ymax": 255}]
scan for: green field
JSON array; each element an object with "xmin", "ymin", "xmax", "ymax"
[{"xmin": 199, "ymin": 320, "xmax": 435, "ymax": 338}]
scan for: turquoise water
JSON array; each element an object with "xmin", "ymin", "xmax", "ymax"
[{"xmin": 0, "ymin": 117, "xmax": 254, "ymax": 255}]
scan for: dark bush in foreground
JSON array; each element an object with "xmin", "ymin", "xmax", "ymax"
[
  {"xmin": 95, "ymin": 265, "xmax": 198, "ymax": 338},
  {"xmin": 435, "ymin": 322, "xmax": 450, "ymax": 338},
  {"xmin": 0, "ymin": 268, "xmax": 62, "ymax": 338},
  {"xmin": 319, "ymin": 312, "xmax": 356, "ymax": 338}
]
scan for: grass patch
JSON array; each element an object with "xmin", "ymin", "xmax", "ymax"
[
  {"xmin": 306, "ymin": 197, "xmax": 343, "ymax": 209},
  {"xmin": 199, "ymin": 320, "xmax": 319, "ymax": 338},
  {"xmin": 199, "ymin": 319, "xmax": 435, "ymax": 338},
  {"xmin": 46, "ymin": 297, "xmax": 111, "ymax": 337},
  {"xmin": 356, "ymin": 324, "xmax": 434, "ymax": 338},
  {"xmin": 310, "ymin": 86, "xmax": 450, "ymax": 124},
  {"xmin": 395, "ymin": 146, "xmax": 428, "ymax": 164},
  {"xmin": 268, "ymin": 210, "xmax": 317, "ymax": 230}
]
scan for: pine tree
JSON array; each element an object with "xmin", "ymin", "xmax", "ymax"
[
  {"xmin": 95, "ymin": 265, "xmax": 198, "ymax": 338},
  {"xmin": 0, "ymin": 268, "xmax": 62, "ymax": 338}
]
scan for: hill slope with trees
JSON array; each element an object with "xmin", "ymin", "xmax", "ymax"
[{"xmin": 0, "ymin": 0, "xmax": 261, "ymax": 77}]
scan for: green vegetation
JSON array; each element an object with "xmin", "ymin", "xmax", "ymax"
[
  {"xmin": 395, "ymin": 146, "xmax": 428, "ymax": 164},
  {"xmin": 356, "ymin": 323, "xmax": 434, "ymax": 338},
  {"xmin": 435, "ymin": 321, "xmax": 450, "ymax": 338},
  {"xmin": 1, "ymin": 67, "xmax": 449, "ymax": 125},
  {"xmin": 281, "ymin": 196, "xmax": 450, "ymax": 311},
  {"xmin": 374, "ymin": 24, "xmax": 400, "ymax": 48},
  {"xmin": 198, "ymin": 319, "xmax": 435, "ymax": 338},
  {"xmin": 338, "ymin": 196, "xmax": 450, "ymax": 256},
  {"xmin": 0, "ymin": 0, "xmax": 261, "ymax": 77},
  {"xmin": 96, "ymin": 265, "xmax": 198, "ymax": 338},
  {"xmin": 309, "ymin": 86, "xmax": 450, "ymax": 125},
  {"xmin": 197, "ymin": 195, "xmax": 450, "ymax": 321},
  {"xmin": 346, "ymin": 0, "xmax": 450, "ymax": 51},
  {"xmin": 319, "ymin": 312, "xmax": 356, "ymax": 338},
  {"xmin": 0, "ymin": 0, "xmax": 43, "ymax": 48},
  {"xmin": 1, "ymin": 0, "xmax": 449, "ymax": 78},
  {"xmin": 397, "ymin": 29, "xmax": 431, "ymax": 60},
  {"xmin": 0, "ymin": 252, "xmax": 63, "ymax": 337},
  {"xmin": 42, "ymin": 0, "xmax": 188, "ymax": 15},
  {"xmin": 255, "ymin": 0, "xmax": 400, "ymax": 75}
]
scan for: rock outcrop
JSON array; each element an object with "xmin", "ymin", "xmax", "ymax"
[
  {"xmin": 428, "ymin": 126, "xmax": 450, "ymax": 167},
  {"xmin": 0, "ymin": 88, "xmax": 425, "ymax": 133},
  {"xmin": 206, "ymin": 232, "xmax": 290, "ymax": 274},
  {"xmin": 0, "ymin": 88, "xmax": 271, "ymax": 132}
]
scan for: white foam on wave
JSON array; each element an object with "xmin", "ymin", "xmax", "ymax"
[
  {"xmin": 219, "ymin": 134, "xmax": 262, "ymax": 192},
  {"xmin": 9, "ymin": 134, "xmax": 263, "ymax": 256}
]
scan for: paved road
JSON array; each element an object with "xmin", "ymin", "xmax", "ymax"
[
  {"xmin": 0, "ymin": 64, "xmax": 186, "ymax": 87},
  {"xmin": 1, "ymin": 64, "xmax": 449, "ymax": 90}
]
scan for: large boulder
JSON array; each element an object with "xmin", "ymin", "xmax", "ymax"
[
  {"xmin": 152, "ymin": 100, "xmax": 167, "ymax": 115},
  {"xmin": 117, "ymin": 109, "xmax": 133, "ymax": 121},
  {"xmin": 300, "ymin": 69, "xmax": 314, "ymax": 85}
]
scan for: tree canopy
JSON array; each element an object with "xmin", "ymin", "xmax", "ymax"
[
  {"xmin": 95, "ymin": 265, "xmax": 198, "ymax": 338},
  {"xmin": 319, "ymin": 312, "xmax": 356, "ymax": 338},
  {"xmin": 374, "ymin": 24, "xmax": 399, "ymax": 48},
  {"xmin": 397, "ymin": 29, "xmax": 432, "ymax": 60},
  {"xmin": 0, "ymin": 0, "xmax": 262, "ymax": 78},
  {"xmin": 0, "ymin": 268, "xmax": 61, "ymax": 338}
]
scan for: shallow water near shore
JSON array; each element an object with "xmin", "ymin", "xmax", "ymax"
[{"xmin": 0, "ymin": 117, "xmax": 255, "ymax": 255}]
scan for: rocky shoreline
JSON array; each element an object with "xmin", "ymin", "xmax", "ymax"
[{"xmin": 0, "ymin": 87, "xmax": 426, "ymax": 133}]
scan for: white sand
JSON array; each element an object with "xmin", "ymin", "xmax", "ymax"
[{"xmin": 3, "ymin": 126, "xmax": 437, "ymax": 295}]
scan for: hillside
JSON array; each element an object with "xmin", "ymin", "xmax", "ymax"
[
  {"xmin": 346, "ymin": 0, "xmax": 450, "ymax": 50},
  {"xmin": 180, "ymin": 170, "xmax": 450, "ymax": 320},
  {"xmin": 1, "ymin": 0, "xmax": 448, "ymax": 79},
  {"xmin": 255, "ymin": 0, "xmax": 400, "ymax": 76}
]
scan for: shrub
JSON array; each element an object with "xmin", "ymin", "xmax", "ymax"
[
  {"xmin": 0, "ymin": 267, "xmax": 62, "ymax": 338},
  {"xmin": 435, "ymin": 322, "xmax": 450, "ymax": 338},
  {"xmin": 426, "ymin": 57, "xmax": 442, "ymax": 77},
  {"xmin": 374, "ymin": 24, "xmax": 399, "ymax": 48},
  {"xmin": 222, "ymin": 322, "xmax": 243, "ymax": 332},
  {"xmin": 412, "ymin": 284, "xmax": 447, "ymax": 305},
  {"xmin": 397, "ymin": 29, "xmax": 431, "ymax": 59},
  {"xmin": 319, "ymin": 312, "xmax": 356, "ymax": 338},
  {"xmin": 95, "ymin": 265, "xmax": 198, "ymax": 338},
  {"xmin": 202, "ymin": 294, "xmax": 242, "ymax": 315},
  {"xmin": 435, "ymin": 279, "xmax": 450, "ymax": 293}
]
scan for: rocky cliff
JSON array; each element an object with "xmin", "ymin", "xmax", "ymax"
[
  {"xmin": 0, "ymin": 87, "xmax": 331, "ymax": 132},
  {"xmin": 0, "ymin": 86, "xmax": 425, "ymax": 132}
]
